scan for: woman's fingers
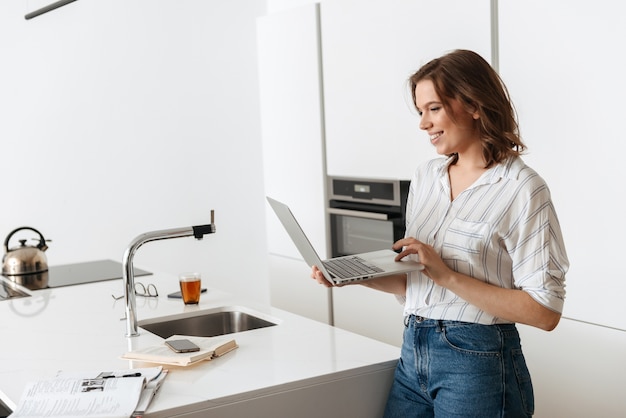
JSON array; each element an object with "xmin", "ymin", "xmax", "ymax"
[{"xmin": 311, "ymin": 265, "xmax": 333, "ymax": 287}]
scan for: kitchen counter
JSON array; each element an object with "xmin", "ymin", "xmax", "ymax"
[{"xmin": 0, "ymin": 269, "xmax": 399, "ymax": 417}]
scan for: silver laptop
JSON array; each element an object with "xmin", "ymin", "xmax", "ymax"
[{"xmin": 266, "ymin": 196, "xmax": 424, "ymax": 285}]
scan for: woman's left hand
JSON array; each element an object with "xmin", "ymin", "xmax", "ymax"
[{"xmin": 392, "ymin": 237, "xmax": 452, "ymax": 286}]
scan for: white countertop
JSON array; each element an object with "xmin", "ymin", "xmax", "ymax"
[{"xmin": 0, "ymin": 269, "xmax": 399, "ymax": 416}]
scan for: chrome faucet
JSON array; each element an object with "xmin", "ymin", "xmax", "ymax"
[{"xmin": 123, "ymin": 210, "xmax": 216, "ymax": 337}]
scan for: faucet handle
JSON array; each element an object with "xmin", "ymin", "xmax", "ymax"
[{"xmin": 192, "ymin": 210, "xmax": 216, "ymax": 239}]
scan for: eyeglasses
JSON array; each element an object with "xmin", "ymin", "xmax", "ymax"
[{"xmin": 111, "ymin": 282, "xmax": 159, "ymax": 300}]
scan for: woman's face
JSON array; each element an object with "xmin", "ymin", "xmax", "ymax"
[{"xmin": 414, "ymin": 79, "xmax": 480, "ymax": 156}]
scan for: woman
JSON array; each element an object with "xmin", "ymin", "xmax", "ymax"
[{"xmin": 311, "ymin": 49, "xmax": 568, "ymax": 417}]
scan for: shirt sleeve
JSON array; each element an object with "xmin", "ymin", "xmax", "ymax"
[{"xmin": 507, "ymin": 176, "xmax": 569, "ymax": 313}]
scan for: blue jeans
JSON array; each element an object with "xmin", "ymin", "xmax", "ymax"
[{"xmin": 384, "ymin": 316, "xmax": 534, "ymax": 417}]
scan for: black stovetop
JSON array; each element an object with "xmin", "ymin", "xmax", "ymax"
[
  {"xmin": 0, "ymin": 259, "xmax": 152, "ymax": 300},
  {"xmin": 46, "ymin": 259, "xmax": 152, "ymax": 288}
]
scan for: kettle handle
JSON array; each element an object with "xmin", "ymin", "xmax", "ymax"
[{"xmin": 4, "ymin": 226, "xmax": 48, "ymax": 252}]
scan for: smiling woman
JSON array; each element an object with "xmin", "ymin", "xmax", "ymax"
[
  {"xmin": 308, "ymin": 49, "xmax": 569, "ymax": 418},
  {"xmin": 388, "ymin": 49, "xmax": 567, "ymax": 417}
]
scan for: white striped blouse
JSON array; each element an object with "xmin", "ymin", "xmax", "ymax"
[{"xmin": 403, "ymin": 156, "xmax": 569, "ymax": 324}]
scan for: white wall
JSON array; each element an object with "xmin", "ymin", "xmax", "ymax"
[{"xmin": 0, "ymin": 0, "xmax": 270, "ymax": 304}]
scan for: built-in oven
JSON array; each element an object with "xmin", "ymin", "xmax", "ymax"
[{"xmin": 328, "ymin": 176, "xmax": 410, "ymax": 257}]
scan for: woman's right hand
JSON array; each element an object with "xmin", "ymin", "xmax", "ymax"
[{"xmin": 311, "ymin": 264, "xmax": 408, "ymax": 294}]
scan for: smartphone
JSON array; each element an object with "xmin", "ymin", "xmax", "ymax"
[
  {"xmin": 167, "ymin": 288, "xmax": 207, "ymax": 299},
  {"xmin": 165, "ymin": 339, "xmax": 201, "ymax": 353}
]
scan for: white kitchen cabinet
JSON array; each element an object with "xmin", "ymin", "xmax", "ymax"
[
  {"xmin": 179, "ymin": 365, "xmax": 395, "ymax": 417},
  {"xmin": 518, "ymin": 319, "xmax": 626, "ymax": 417},
  {"xmin": 499, "ymin": 0, "xmax": 626, "ymax": 330},
  {"xmin": 332, "ymin": 284, "xmax": 405, "ymax": 347},
  {"xmin": 320, "ymin": 0, "xmax": 492, "ymax": 180},
  {"xmin": 268, "ymin": 254, "xmax": 330, "ymax": 324},
  {"xmin": 257, "ymin": 4, "xmax": 330, "ymax": 320}
]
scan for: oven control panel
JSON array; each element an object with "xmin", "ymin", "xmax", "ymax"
[{"xmin": 328, "ymin": 176, "xmax": 407, "ymax": 206}]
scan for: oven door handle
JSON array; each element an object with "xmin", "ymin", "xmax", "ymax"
[{"xmin": 327, "ymin": 208, "xmax": 389, "ymax": 220}]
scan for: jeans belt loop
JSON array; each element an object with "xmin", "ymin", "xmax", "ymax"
[{"xmin": 404, "ymin": 315, "xmax": 426, "ymax": 327}]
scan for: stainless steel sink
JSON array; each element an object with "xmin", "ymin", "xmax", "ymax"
[{"xmin": 139, "ymin": 306, "xmax": 279, "ymax": 339}]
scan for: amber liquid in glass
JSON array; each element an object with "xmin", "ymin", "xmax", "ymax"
[{"xmin": 179, "ymin": 279, "xmax": 201, "ymax": 304}]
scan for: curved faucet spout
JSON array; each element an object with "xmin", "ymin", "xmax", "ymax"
[{"xmin": 123, "ymin": 211, "xmax": 215, "ymax": 337}]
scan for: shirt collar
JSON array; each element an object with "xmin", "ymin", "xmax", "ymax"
[
  {"xmin": 434, "ymin": 155, "xmax": 524, "ymax": 187},
  {"xmin": 489, "ymin": 156, "xmax": 524, "ymax": 182}
]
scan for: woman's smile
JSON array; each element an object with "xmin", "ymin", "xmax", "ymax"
[{"xmin": 429, "ymin": 131, "xmax": 443, "ymax": 144}]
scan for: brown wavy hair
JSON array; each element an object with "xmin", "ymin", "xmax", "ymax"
[{"xmin": 409, "ymin": 49, "xmax": 525, "ymax": 167}]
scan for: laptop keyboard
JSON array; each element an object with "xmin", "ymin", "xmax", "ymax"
[{"xmin": 323, "ymin": 256, "xmax": 384, "ymax": 279}]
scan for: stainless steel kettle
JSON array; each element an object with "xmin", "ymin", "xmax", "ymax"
[{"xmin": 2, "ymin": 227, "xmax": 50, "ymax": 289}]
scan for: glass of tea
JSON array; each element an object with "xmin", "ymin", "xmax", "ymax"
[{"xmin": 179, "ymin": 272, "xmax": 202, "ymax": 304}]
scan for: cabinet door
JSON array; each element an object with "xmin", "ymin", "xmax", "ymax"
[
  {"xmin": 258, "ymin": 5, "xmax": 330, "ymax": 321},
  {"xmin": 321, "ymin": 0, "xmax": 492, "ymax": 179},
  {"xmin": 269, "ymin": 255, "xmax": 330, "ymax": 324},
  {"xmin": 333, "ymin": 285, "xmax": 404, "ymax": 347},
  {"xmin": 499, "ymin": 1, "xmax": 626, "ymax": 330},
  {"xmin": 257, "ymin": 4, "xmax": 328, "ymax": 259},
  {"xmin": 518, "ymin": 320, "xmax": 626, "ymax": 416}
]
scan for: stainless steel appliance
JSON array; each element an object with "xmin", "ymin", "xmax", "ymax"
[
  {"xmin": 328, "ymin": 176, "xmax": 409, "ymax": 257},
  {"xmin": 2, "ymin": 226, "xmax": 50, "ymax": 290},
  {"xmin": 0, "ymin": 277, "xmax": 30, "ymax": 301},
  {"xmin": 0, "ymin": 397, "xmax": 11, "ymax": 417}
]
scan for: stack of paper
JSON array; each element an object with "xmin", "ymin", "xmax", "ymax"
[{"xmin": 9, "ymin": 367, "xmax": 166, "ymax": 418}]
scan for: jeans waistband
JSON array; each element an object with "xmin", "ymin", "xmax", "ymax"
[{"xmin": 404, "ymin": 314, "xmax": 517, "ymax": 331}]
